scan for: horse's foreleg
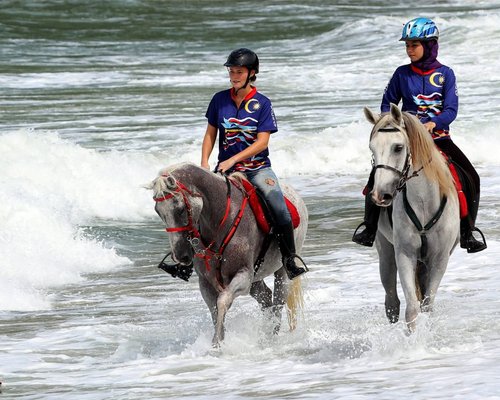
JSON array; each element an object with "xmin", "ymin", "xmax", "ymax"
[
  {"xmin": 397, "ymin": 253, "xmax": 420, "ymax": 332},
  {"xmin": 213, "ymin": 270, "xmax": 252, "ymax": 347},
  {"xmin": 198, "ymin": 274, "xmax": 219, "ymax": 326},
  {"xmin": 415, "ymin": 261, "xmax": 428, "ymax": 304},
  {"xmin": 376, "ymin": 234, "xmax": 400, "ymax": 323},
  {"xmin": 421, "ymin": 255, "xmax": 448, "ymax": 313}
]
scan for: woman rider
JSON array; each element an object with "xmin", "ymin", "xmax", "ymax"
[
  {"xmin": 352, "ymin": 17, "xmax": 487, "ymax": 253},
  {"xmin": 201, "ymin": 48, "xmax": 308, "ymax": 279}
]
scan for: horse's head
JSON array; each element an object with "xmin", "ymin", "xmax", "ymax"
[
  {"xmin": 365, "ymin": 104, "xmax": 455, "ymax": 205},
  {"xmin": 365, "ymin": 104, "xmax": 410, "ymax": 207},
  {"xmin": 150, "ymin": 170, "xmax": 203, "ymax": 266}
]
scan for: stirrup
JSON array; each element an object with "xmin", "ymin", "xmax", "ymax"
[
  {"xmin": 284, "ymin": 254, "xmax": 309, "ymax": 280},
  {"xmin": 158, "ymin": 252, "xmax": 193, "ymax": 281},
  {"xmin": 462, "ymin": 227, "xmax": 487, "ymax": 254},
  {"xmin": 352, "ymin": 222, "xmax": 376, "ymax": 247}
]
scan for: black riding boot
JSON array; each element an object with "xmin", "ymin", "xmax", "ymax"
[
  {"xmin": 460, "ymin": 194, "xmax": 487, "ymax": 253},
  {"xmin": 277, "ymin": 223, "xmax": 308, "ymax": 280},
  {"xmin": 352, "ymin": 194, "xmax": 380, "ymax": 247}
]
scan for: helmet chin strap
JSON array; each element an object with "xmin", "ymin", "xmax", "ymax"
[{"xmin": 234, "ymin": 70, "xmax": 254, "ymax": 95}]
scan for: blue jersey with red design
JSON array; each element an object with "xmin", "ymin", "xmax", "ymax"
[
  {"xmin": 381, "ymin": 64, "xmax": 458, "ymax": 140},
  {"xmin": 205, "ymin": 87, "xmax": 278, "ymax": 172}
]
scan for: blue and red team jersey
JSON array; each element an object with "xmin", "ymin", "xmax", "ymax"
[
  {"xmin": 205, "ymin": 87, "xmax": 278, "ymax": 172},
  {"xmin": 381, "ymin": 64, "xmax": 458, "ymax": 140}
]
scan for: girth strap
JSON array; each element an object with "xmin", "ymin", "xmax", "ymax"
[{"xmin": 402, "ymin": 186, "xmax": 447, "ymax": 260}]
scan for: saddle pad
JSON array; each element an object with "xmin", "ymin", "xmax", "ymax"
[
  {"xmin": 448, "ymin": 161, "xmax": 468, "ymax": 219},
  {"xmin": 239, "ymin": 178, "xmax": 300, "ymax": 234},
  {"xmin": 441, "ymin": 152, "xmax": 468, "ymax": 219}
]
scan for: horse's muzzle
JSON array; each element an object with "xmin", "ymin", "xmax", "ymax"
[{"xmin": 371, "ymin": 190, "xmax": 394, "ymax": 207}]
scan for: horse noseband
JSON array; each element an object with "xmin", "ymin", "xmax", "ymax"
[{"xmin": 372, "ymin": 151, "xmax": 413, "ymax": 192}]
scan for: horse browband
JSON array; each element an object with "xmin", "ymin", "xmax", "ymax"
[{"xmin": 377, "ymin": 127, "xmax": 400, "ymax": 132}]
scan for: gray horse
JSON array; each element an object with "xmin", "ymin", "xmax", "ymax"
[
  {"xmin": 365, "ymin": 104, "xmax": 459, "ymax": 331},
  {"xmin": 148, "ymin": 162, "xmax": 307, "ymax": 346}
]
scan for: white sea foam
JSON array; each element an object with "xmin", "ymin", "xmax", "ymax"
[
  {"xmin": 0, "ymin": 130, "xmax": 165, "ymax": 310},
  {"xmin": 1, "ymin": 4, "xmax": 500, "ymax": 398}
]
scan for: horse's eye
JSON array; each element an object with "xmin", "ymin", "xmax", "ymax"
[{"xmin": 394, "ymin": 145, "xmax": 404, "ymax": 153}]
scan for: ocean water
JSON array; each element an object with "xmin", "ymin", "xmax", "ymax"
[{"xmin": 1, "ymin": 1, "xmax": 500, "ymax": 399}]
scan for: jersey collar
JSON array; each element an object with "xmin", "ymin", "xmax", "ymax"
[
  {"xmin": 410, "ymin": 64, "xmax": 437, "ymax": 75},
  {"xmin": 230, "ymin": 86, "xmax": 257, "ymax": 104}
]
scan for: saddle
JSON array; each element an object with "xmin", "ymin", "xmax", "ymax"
[{"xmin": 236, "ymin": 178, "xmax": 300, "ymax": 234}]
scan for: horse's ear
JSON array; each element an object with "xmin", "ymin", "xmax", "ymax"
[
  {"xmin": 364, "ymin": 107, "xmax": 379, "ymax": 125},
  {"xmin": 165, "ymin": 175, "xmax": 177, "ymax": 190},
  {"xmin": 390, "ymin": 103, "xmax": 403, "ymax": 126}
]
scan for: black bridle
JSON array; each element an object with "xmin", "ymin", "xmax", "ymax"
[
  {"xmin": 371, "ymin": 125, "xmax": 444, "ymax": 260},
  {"xmin": 371, "ymin": 127, "xmax": 422, "ymax": 192}
]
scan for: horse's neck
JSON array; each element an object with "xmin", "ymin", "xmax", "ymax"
[
  {"xmin": 404, "ymin": 173, "xmax": 442, "ymax": 210},
  {"xmin": 194, "ymin": 173, "xmax": 244, "ymax": 237}
]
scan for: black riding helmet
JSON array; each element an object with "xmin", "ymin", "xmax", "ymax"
[{"xmin": 224, "ymin": 48, "xmax": 259, "ymax": 84}]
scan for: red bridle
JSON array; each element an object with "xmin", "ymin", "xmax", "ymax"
[
  {"xmin": 153, "ymin": 174, "xmax": 248, "ymax": 273},
  {"xmin": 154, "ymin": 180, "xmax": 201, "ymax": 235}
]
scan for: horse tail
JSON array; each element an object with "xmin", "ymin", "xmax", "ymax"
[{"xmin": 286, "ymin": 277, "xmax": 304, "ymax": 331}]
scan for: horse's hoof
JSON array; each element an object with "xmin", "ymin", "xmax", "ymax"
[
  {"xmin": 387, "ymin": 313, "xmax": 399, "ymax": 324},
  {"xmin": 385, "ymin": 305, "xmax": 400, "ymax": 323},
  {"xmin": 211, "ymin": 341, "xmax": 221, "ymax": 350}
]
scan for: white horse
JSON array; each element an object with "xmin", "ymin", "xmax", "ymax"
[{"xmin": 365, "ymin": 104, "xmax": 460, "ymax": 331}]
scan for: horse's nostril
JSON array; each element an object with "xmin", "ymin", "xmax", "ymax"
[{"xmin": 383, "ymin": 193, "xmax": 393, "ymax": 202}]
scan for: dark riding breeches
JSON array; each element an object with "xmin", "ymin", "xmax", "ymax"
[
  {"xmin": 434, "ymin": 138, "xmax": 480, "ymax": 196},
  {"xmin": 434, "ymin": 138, "xmax": 481, "ymax": 227}
]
